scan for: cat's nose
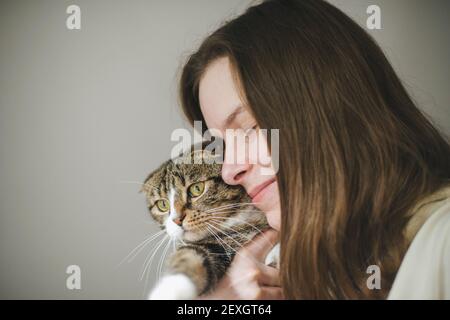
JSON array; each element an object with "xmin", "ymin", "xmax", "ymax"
[{"xmin": 173, "ymin": 212, "xmax": 186, "ymax": 226}]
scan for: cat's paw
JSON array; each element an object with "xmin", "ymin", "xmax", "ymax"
[
  {"xmin": 264, "ymin": 242, "xmax": 280, "ymax": 268},
  {"xmin": 148, "ymin": 274, "xmax": 197, "ymax": 300}
]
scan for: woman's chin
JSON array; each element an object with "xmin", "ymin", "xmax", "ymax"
[
  {"xmin": 266, "ymin": 210, "xmax": 281, "ymax": 231},
  {"xmin": 252, "ymin": 186, "xmax": 281, "ymax": 231}
]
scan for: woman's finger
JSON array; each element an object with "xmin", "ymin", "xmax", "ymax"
[
  {"xmin": 242, "ymin": 229, "xmax": 279, "ymax": 260},
  {"xmin": 258, "ymin": 286, "xmax": 285, "ymax": 300},
  {"xmin": 258, "ymin": 265, "xmax": 281, "ymax": 287}
]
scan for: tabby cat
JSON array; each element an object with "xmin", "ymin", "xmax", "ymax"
[{"xmin": 141, "ymin": 145, "xmax": 279, "ymax": 299}]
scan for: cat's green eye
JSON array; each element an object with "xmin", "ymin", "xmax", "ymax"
[
  {"xmin": 155, "ymin": 199, "xmax": 170, "ymax": 212},
  {"xmin": 188, "ymin": 182, "xmax": 205, "ymax": 197}
]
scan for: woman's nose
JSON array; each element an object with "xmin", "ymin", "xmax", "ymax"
[
  {"xmin": 221, "ymin": 136, "xmax": 252, "ymax": 185},
  {"xmin": 221, "ymin": 161, "xmax": 251, "ymax": 186}
]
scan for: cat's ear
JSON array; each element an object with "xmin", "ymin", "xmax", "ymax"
[
  {"xmin": 140, "ymin": 172, "xmax": 153, "ymax": 194},
  {"xmin": 140, "ymin": 178, "xmax": 161, "ymax": 194},
  {"xmin": 141, "ymin": 162, "xmax": 167, "ymax": 194},
  {"xmin": 139, "ymin": 179, "xmax": 150, "ymax": 193},
  {"xmin": 140, "ymin": 171, "xmax": 157, "ymax": 194}
]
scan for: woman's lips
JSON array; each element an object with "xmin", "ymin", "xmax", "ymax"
[{"xmin": 249, "ymin": 178, "xmax": 276, "ymax": 203}]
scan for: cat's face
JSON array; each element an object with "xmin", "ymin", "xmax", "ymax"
[{"xmin": 142, "ymin": 149, "xmax": 259, "ymax": 242}]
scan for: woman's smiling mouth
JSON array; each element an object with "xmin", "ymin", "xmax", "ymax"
[{"xmin": 248, "ymin": 178, "xmax": 277, "ymax": 203}]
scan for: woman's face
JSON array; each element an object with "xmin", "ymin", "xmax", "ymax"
[{"xmin": 199, "ymin": 57, "xmax": 281, "ymax": 231}]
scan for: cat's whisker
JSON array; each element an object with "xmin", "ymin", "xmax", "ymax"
[
  {"xmin": 178, "ymin": 237, "xmax": 188, "ymax": 247},
  {"xmin": 207, "ymin": 208, "xmax": 262, "ymax": 212},
  {"xmin": 203, "ymin": 226, "xmax": 226, "ymax": 256},
  {"xmin": 209, "ymin": 212, "xmax": 266, "ymax": 227},
  {"xmin": 197, "ymin": 224, "xmax": 229, "ymax": 256},
  {"xmin": 204, "ymin": 224, "xmax": 237, "ymax": 257},
  {"xmin": 208, "ymin": 220, "xmax": 253, "ymax": 242},
  {"xmin": 205, "ymin": 223, "xmax": 261, "ymax": 265},
  {"xmin": 208, "ymin": 217, "xmax": 274, "ymax": 254},
  {"xmin": 141, "ymin": 235, "xmax": 169, "ymax": 293},
  {"xmin": 203, "ymin": 202, "xmax": 256, "ymax": 213},
  {"xmin": 156, "ymin": 241, "xmax": 167, "ymax": 281},
  {"xmin": 140, "ymin": 236, "xmax": 165, "ymax": 281},
  {"xmin": 196, "ymin": 225, "xmax": 229, "ymax": 257},
  {"xmin": 209, "ymin": 215, "xmax": 265, "ymax": 230},
  {"xmin": 207, "ymin": 209, "xmax": 264, "ymax": 216},
  {"xmin": 140, "ymin": 234, "xmax": 169, "ymax": 281},
  {"xmin": 157, "ymin": 239, "xmax": 172, "ymax": 282},
  {"xmin": 204, "ymin": 224, "xmax": 232, "ymax": 252},
  {"xmin": 118, "ymin": 180, "xmax": 148, "ymax": 193},
  {"xmin": 118, "ymin": 180, "xmax": 144, "ymax": 185},
  {"xmin": 120, "ymin": 179, "xmax": 162, "ymax": 192},
  {"xmin": 208, "ymin": 224, "xmax": 255, "ymax": 256},
  {"xmin": 203, "ymin": 203, "xmax": 255, "ymax": 214},
  {"xmin": 142, "ymin": 234, "xmax": 171, "ymax": 298},
  {"xmin": 116, "ymin": 230, "xmax": 166, "ymax": 269},
  {"xmin": 209, "ymin": 215, "xmax": 274, "ymax": 247},
  {"xmin": 204, "ymin": 204, "xmax": 262, "ymax": 214},
  {"xmin": 206, "ymin": 223, "xmax": 245, "ymax": 249},
  {"xmin": 204, "ymin": 203, "xmax": 253, "ymax": 212}
]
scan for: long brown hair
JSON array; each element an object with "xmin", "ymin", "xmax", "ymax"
[{"xmin": 178, "ymin": 0, "xmax": 450, "ymax": 299}]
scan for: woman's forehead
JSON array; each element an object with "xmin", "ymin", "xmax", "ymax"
[{"xmin": 198, "ymin": 57, "xmax": 245, "ymax": 130}]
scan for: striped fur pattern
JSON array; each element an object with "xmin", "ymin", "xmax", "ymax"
[{"xmin": 141, "ymin": 146, "xmax": 269, "ymax": 298}]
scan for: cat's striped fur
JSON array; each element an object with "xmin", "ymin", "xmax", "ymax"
[{"xmin": 141, "ymin": 145, "xmax": 270, "ymax": 299}]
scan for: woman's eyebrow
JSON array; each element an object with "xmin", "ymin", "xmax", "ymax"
[{"xmin": 223, "ymin": 105, "xmax": 245, "ymax": 128}]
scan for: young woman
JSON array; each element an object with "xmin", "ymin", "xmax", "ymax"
[{"xmin": 178, "ymin": 0, "xmax": 450, "ymax": 299}]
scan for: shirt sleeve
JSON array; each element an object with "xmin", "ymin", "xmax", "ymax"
[{"xmin": 388, "ymin": 200, "xmax": 450, "ymax": 300}]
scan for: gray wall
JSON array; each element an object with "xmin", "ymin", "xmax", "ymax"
[{"xmin": 0, "ymin": 0, "xmax": 448, "ymax": 299}]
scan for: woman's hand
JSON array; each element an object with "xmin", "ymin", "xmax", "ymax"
[{"xmin": 198, "ymin": 229, "xmax": 284, "ymax": 300}]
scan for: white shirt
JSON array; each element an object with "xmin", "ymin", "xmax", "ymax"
[{"xmin": 388, "ymin": 186, "xmax": 450, "ymax": 299}]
